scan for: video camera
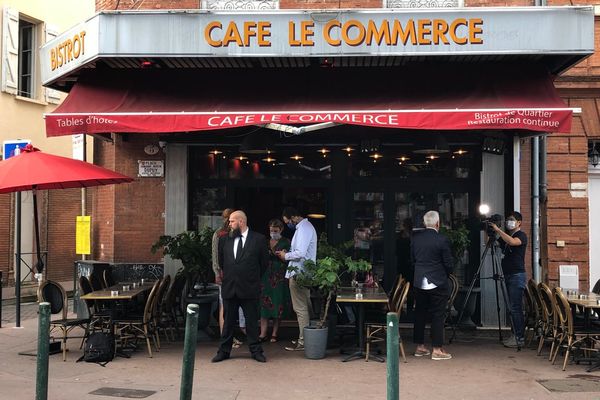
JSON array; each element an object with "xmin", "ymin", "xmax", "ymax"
[
  {"xmin": 481, "ymin": 214, "xmax": 503, "ymax": 237},
  {"xmin": 478, "ymin": 204, "xmax": 503, "ymax": 237}
]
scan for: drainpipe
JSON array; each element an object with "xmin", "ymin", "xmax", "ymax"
[
  {"xmin": 532, "ymin": 137, "xmax": 541, "ymax": 283},
  {"xmin": 531, "ymin": 0, "xmax": 546, "ymax": 283}
]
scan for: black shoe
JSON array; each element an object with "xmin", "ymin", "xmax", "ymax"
[
  {"xmin": 211, "ymin": 352, "xmax": 230, "ymax": 363},
  {"xmin": 252, "ymin": 352, "xmax": 267, "ymax": 363}
]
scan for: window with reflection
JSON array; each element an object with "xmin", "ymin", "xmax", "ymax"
[
  {"xmin": 350, "ymin": 147, "xmax": 477, "ymax": 179},
  {"xmin": 188, "ymin": 147, "xmax": 332, "ymax": 180},
  {"xmin": 352, "ymin": 192, "xmax": 385, "ymax": 278}
]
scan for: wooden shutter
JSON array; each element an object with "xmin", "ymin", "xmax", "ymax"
[
  {"xmin": 44, "ymin": 23, "xmax": 61, "ymax": 104},
  {"xmin": 1, "ymin": 7, "xmax": 19, "ymax": 95}
]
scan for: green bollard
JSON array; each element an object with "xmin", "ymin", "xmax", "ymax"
[
  {"xmin": 387, "ymin": 312, "xmax": 399, "ymax": 400},
  {"xmin": 36, "ymin": 302, "xmax": 51, "ymax": 400},
  {"xmin": 180, "ymin": 304, "xmax": 200, "ymax": 400}
]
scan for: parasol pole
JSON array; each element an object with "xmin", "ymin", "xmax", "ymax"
[
  {"xmin": 15, "ymin": 191, "xmax": 21, "ymax": 327},
  {"xmin": 81, "ymin": 134, "xmax": 87, "ymax": 261},
  {"xmin": 32, "ymin": 187, "xmax": 44, "ymax": 276}
]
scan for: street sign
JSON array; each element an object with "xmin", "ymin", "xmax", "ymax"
[{"xmin": 2, "ymin": 139, "xmax": 31, "ymax": 160}]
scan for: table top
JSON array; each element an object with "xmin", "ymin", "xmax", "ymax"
[
  {"xmin": 81, "ymin": 282, "xmax": 154, "ymax": 301},
  {"xmin": 565, "ymin": 291, "xmax": 600, "ymax": 308},
  {"xmin": 336, "ymin": 286, "xmax": 389, "ymax": 303}
]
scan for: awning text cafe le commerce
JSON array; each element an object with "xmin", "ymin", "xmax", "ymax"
[{"xmin": 40, "ymin": 7, "xmax": 593, "ymax": 327}]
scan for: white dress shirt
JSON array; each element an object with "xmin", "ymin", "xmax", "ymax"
[
  {"xmin": 285, "ymin": 218, "xmax": 317, "ymax": 278},
  {"xmin": 233, "ymin": 227, "xmax": 249, "ymax": 259}
]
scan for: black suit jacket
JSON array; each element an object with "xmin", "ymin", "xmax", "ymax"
[
  {"xmin": 218, "ymin": 230, "xmax": 269, "ymax": 300},
  {"xmin": 411, "ymin": 228, "xmax": 454, "ymax": 288}
]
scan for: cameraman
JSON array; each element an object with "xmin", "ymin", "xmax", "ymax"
[{"xmin": 490, "ymin": 211, "xmax": 528, "ymax": 348}]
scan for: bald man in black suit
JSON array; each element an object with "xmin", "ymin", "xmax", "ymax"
[{"xmin": 212, "ymin": 210, "xmax": 269, "ymax": 363}]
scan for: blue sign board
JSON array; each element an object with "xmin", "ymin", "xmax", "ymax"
[{"xmin": 2, "ymin": 140, "xmax": 31, "ymax": 160}]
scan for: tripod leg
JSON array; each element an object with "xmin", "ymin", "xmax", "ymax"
[
  {"xmin": 494, "ymin": 274, "xmax": 503, "ymax": 342},
  {"xmin": 450, "ymin": 242, "xmax": 491, "ymax": 343}
]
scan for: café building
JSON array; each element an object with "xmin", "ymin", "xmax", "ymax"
[{"xmin": 40, "ymin": 6, "xmax": 593, "ymax": 326}]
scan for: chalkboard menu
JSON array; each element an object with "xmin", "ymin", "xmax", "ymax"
[{"xmin": 111, "ymin": 263, "xmax": 164, "ymax": 282}]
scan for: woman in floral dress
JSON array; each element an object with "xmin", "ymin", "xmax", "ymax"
[{"xmin": 259, "ymin": 219, "xmax": 292, "ymax": 342}]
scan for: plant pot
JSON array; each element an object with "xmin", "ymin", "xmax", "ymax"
[
  {"xmin": 185, "ymin": 289, "xmax": 219, "ymax": 329},
  {"xmin": 303, "ymin": 325, "xmax": 329, "ymax": 359}
]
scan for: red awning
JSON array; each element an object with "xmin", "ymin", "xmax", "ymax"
[{"xmin": 45, "ymin": 64, "xmax": 573, "ymax": 136}]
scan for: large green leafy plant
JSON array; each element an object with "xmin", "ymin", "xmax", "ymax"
[
  {"xmin": 292, "ymin": 234, "xmax": 372, "ymax": 329},
  {"xmin": 440, "ymin": 225, "xmax": 471, "ymax": 266},
  {"xmin": 151, "ymin": 227, "xmax": 215, "ymax": 290},
  {"xmin": 294, "ymin": 257, "xmax": 341, "ymax": 329}
]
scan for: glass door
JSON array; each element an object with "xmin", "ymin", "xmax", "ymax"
[
  {"xmin": 394, "ymin": 192, "xmax": 471, "ymax": 285},
  {"xmin": 352, "ymin": 192, "xmax": 385, "ymax": 279}
]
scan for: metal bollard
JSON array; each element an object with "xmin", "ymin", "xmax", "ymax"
[
  {"xmin": 36, "ymin": 302, "xmax": 50, "ymax": 400},
  {"xmin": 386, "ymin": 312, "xmax": 399, "ymax": 400},
  {"xmin": 180, "ymin": 304, "xmax": 199, "ymax": 400}
]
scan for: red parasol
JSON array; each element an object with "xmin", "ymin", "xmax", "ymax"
[{"xmin": 0, "ymin": 144, "xmax": 133, "ymax": 273}]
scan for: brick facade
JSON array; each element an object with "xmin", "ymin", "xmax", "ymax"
[
  {"xmin": 86, "ymin": 0, "xmax": 598, "ymax": 290},
  {"xmin": 93, "ymin": 135, "xmax": 165, "ymax": 263}
]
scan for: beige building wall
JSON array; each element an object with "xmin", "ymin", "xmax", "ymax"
[
  {"xmin": 0, "ymin": 0, "xmax": 95, "ymax": 156},
  {"xmin": 0, "ymin": 0, "xmax": 95, "ymax": 293}
]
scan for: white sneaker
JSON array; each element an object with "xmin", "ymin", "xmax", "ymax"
[{"xmin": 503, "ymin": 337, "xmax": 524, "ymax": 348}]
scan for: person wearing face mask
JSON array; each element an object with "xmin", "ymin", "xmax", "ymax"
[
  {"xmin": 259, "ymin": 219, "xmax": 292, "ymax": 343},
  {"xmin": 490, "ymin": 211, "xmax": 528, "ymax": 348},
  {"xmin": 276, "ymin": 206, "xmax": 317, "ymax": 352}
]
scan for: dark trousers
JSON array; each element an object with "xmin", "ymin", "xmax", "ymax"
[
  {"xmin": 505, "ymin": 272, "xmax": 527, "ymax": 340},
  {"xmin": 413, "ymin": 286, "xmax": 449, "ymax": 348},
  {"xmin": 218, "ymin": 296, "xmax": 263, "ymax": 356}
]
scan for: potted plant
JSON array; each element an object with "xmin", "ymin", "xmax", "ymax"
[
  {"xmin": 293, "ymin": 253, "xmax": 371, "ymax": 359},
  {"xmin": 440, "ymin": 224, "xmax": 477, "ymax": 326},
  {"xmin": 151, "ymin": 226, "xmax": 218, "ymax": 328},
  {"xmin": 293, "ymin": 257, "xmax": 341, "ymax": 359}
]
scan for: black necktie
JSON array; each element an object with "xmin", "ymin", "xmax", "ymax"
[{"xmin": 235, "ymin": 236, "xmax": 243, "ymax": 260}]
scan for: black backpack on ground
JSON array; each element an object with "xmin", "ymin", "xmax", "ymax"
[{"xmin": 77, "ymin": 332, "xmax": 115, "ymax": 366}]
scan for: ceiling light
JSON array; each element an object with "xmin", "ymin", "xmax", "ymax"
[
  {"xmin": 209, "ymin": 150, "xmax": 222, "ymax": 155},
  {"xmin": 453, "ymin": 149, "xmax": 467, "ymax": 155},
  {"xmin": 237, "ymin": 155, "xmax": 248, "ymax": 161},
  {"xmin": 262, "ymin": 157, "xmax": 276, "ymax": 163},
  {"xmin": 413, "ymin": 135, "xmax": 450, "ymax": 154},
  {"xmin": 291, "ymin": 155, "xmax": 304, "ymax": 161},
  {"xmin": 369, "ymin": 153, "xmax": 382, "ymax": 159},
  {"xmin": 343, "ymin": 146, "xmax": 354, "ymax": 153},
  {"xmin": 307, "ymin": 213, "xmax": 327, "ymax": 219},
  {"xmin": 427, "ymin": 154, "xmax": 439, "ymax": 160},
  {"xmin": 396, "ymin": 156, "xmax": 410, "ymax": 162},
  {"xmin": 318, "ymin": 148, "xmax": 330, "ymax": 154}
]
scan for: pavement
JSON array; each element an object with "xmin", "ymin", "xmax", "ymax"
[{"xmin": 2, "ymin": 303, "xmax": 600, "ymax": 399}]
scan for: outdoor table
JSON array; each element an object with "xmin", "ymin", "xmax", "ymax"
[
  {"xmin": 81, "ymin": 281, "xmax": 155, "ymax": 357},
  {"xmin": 81, "ymin": 282, "xmax": 154, "ymax": 301},
  {"xmin": 565, "ymin": 291, "xmax": 600, "ymax": 372},
  {"xmin": 336, "ymin": 286, "xmax": 389, "ymax": 362}
]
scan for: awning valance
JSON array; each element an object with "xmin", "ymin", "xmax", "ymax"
[{"xmin": 45, "ymin": 64, "xmax": 574, "ymax": 137}]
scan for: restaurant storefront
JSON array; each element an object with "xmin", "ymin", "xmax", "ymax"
[{"xmin": 40, "ymin": 7, "xmax": 594, "ymax": 326}]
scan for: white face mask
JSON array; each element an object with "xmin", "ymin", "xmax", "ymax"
[
  {"xmin": 506, "ymin": 220, "xmax": 517, "ymax": 230},
  {"xmin": 270, "ymin": 232, "xmax": 281, "ymax": 240}
]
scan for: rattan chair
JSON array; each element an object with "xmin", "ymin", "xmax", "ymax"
[
  {"xmin": 152, "ymin": 275, "xmax": 172, "ymax": 344},
  {"xmin": 38, "ymin": 280, "xmax": 90, "ymax": 361},
  {"xmin": 445, "ymin": 274, "xmax": 460, "ymax": 327},
  {"xmin": 551, "ymin": 287, "xmax": 600, "ymax": 370},
  {"xmin": 525, "ymin": 279, "xmax": 544, "ymax": 347},
  {"xmin": 103, "ymin": 269, "xmax": 116, "ymax": 288},
  {"xmin": 365, "ymin": 280, "xmax": 411, "ymax": 363},
  {"xmin": 537, "ymin": 282, "xmax": 557, "ymax": 358},
  {"xmin": 113, "ymin": 279, "xmax": 161, "ymax": 357}
]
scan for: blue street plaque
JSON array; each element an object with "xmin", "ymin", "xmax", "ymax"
[{"xmin": 2, "ymin": 140, "xmax": 31, "ymax": 160}]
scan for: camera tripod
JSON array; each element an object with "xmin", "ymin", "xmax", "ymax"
[{"xmin": 449, "ymin": 234, "xmax": 520, "ymax": 350}]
